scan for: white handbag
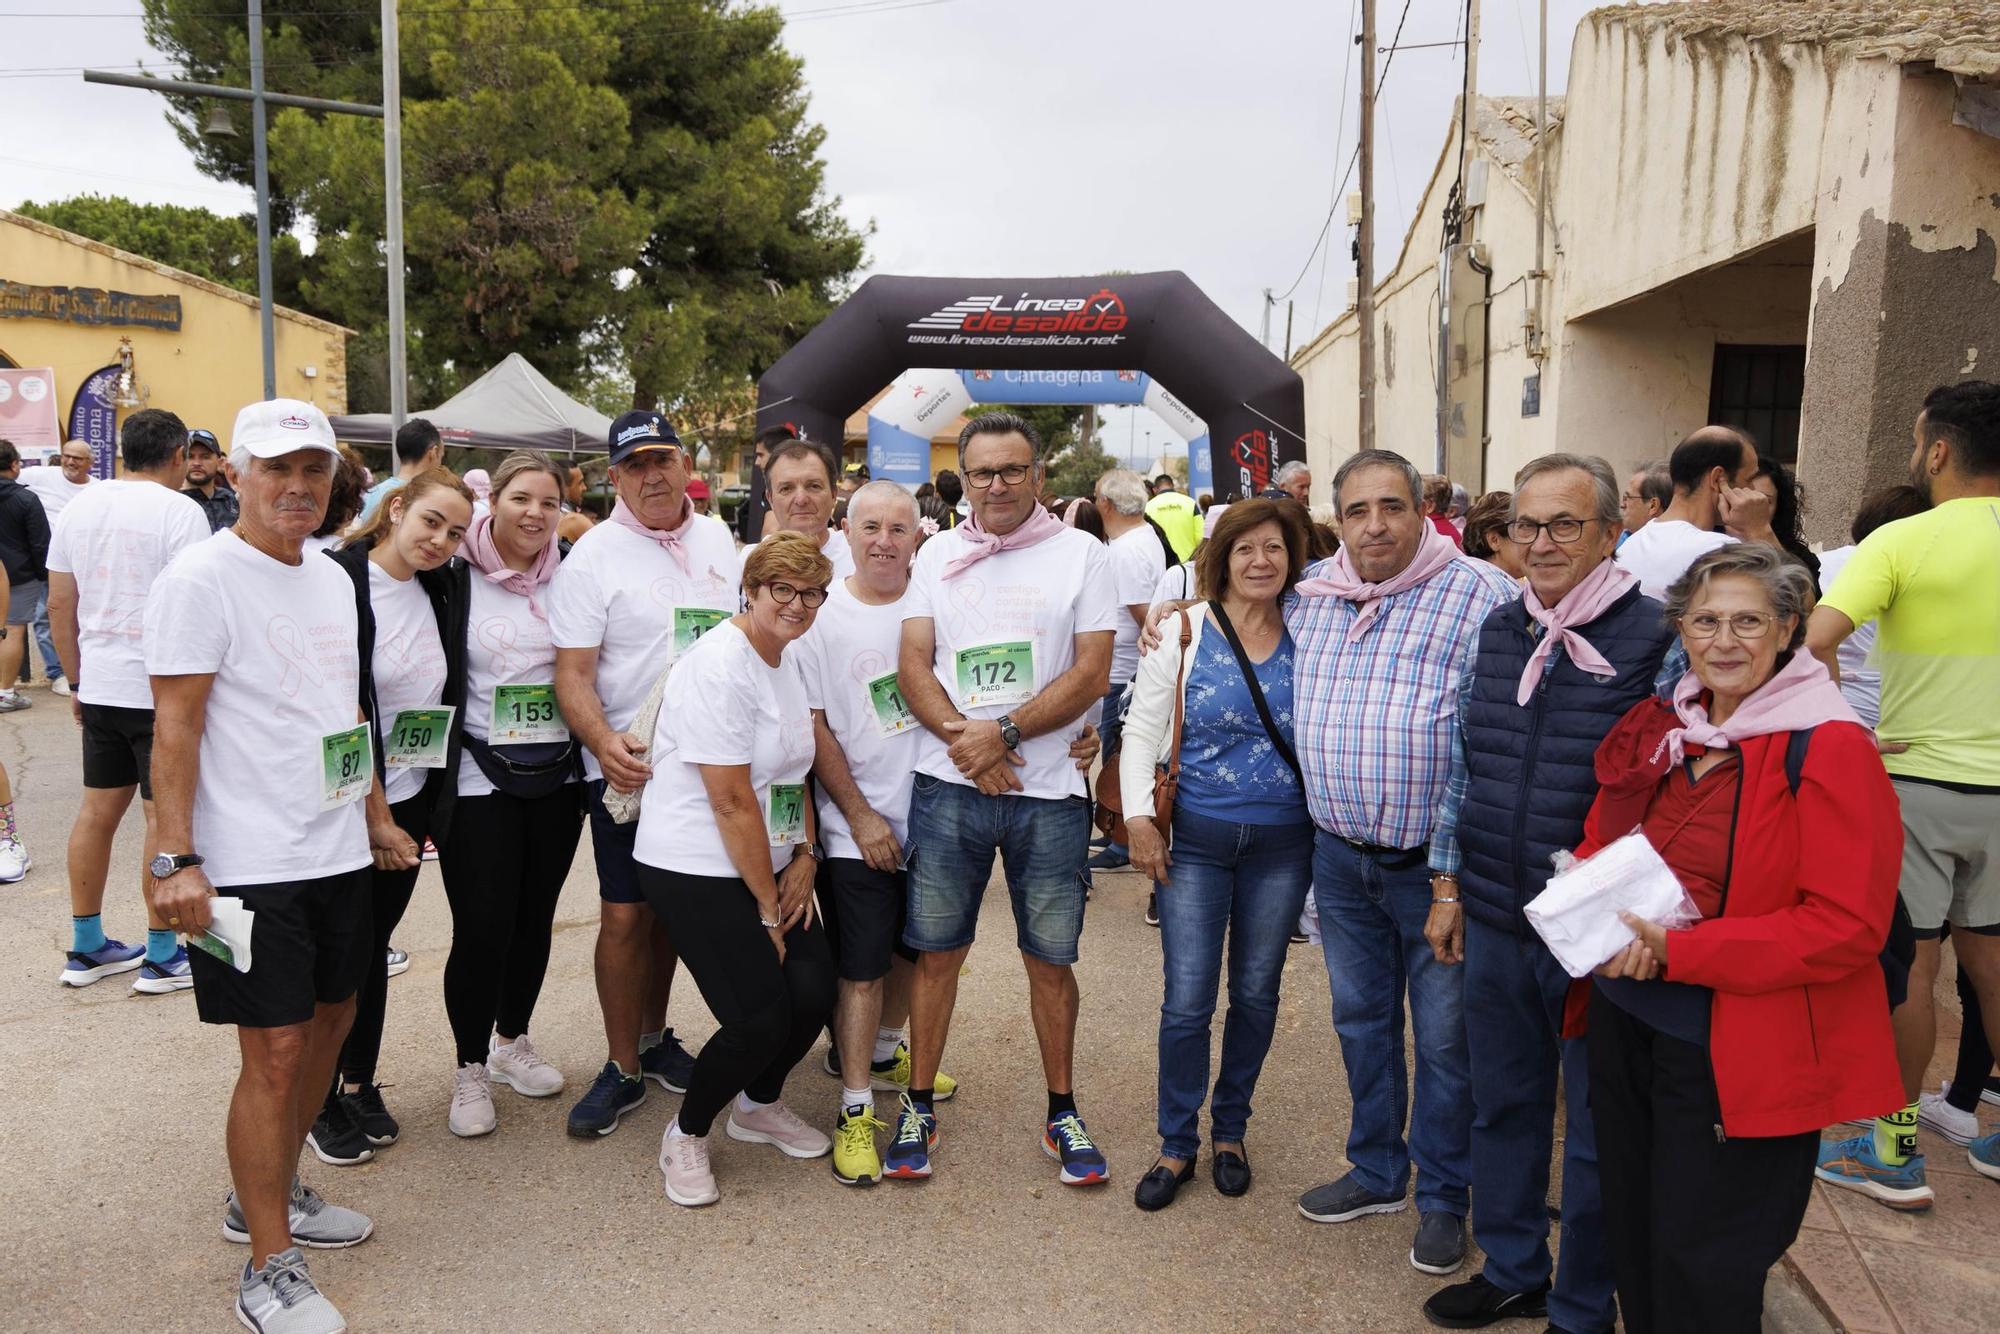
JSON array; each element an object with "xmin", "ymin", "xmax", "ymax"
[{"xmin": 600, "ymin": 660, "xmax": 673, "ymax": 824}]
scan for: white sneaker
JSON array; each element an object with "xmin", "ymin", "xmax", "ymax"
[
  {"xmin": 726, "ymin": 1098, "xmax": 832, "ymax": 1159},
  {"xmin": 384, "ymin": 947, "xmax": 410, "ymax": 977},
  {"xmin": 50, "ymin": 676, "xmax": 70, "ymax": 697},
  {"xmin": 1919, "ymin": 1086, "xmax": 1980, "ymax": 1146},
  {"xmin": 236, "ymin": 1246, "xmax": 346, "ymax": 1334},
  {"xmin": 488, "ymin": 1032, "xmax": 565, "ymax": 1097},
  {"xmin": 0, "ymin": 837, "xmax": 29, "ymax": 883},
  {"xmin": 448, "ymin": 1061, "xmax": 497, "ymax": 1137},
  {"xmin": 659, "ymin": 1124, "xmax": 720, "ymax": 1207}
]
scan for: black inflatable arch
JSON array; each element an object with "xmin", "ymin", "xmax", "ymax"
[{"xmin": 755, "ymin": 271, "xmax": 1306, "ymax": 500}]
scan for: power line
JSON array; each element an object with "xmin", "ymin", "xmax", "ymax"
[{"xmin": 0, "ymin": 0, "xmax": 955, "ymax": 23}]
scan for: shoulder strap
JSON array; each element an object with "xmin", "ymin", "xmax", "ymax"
[
  {"xmin": 1162, "ymin": 609, "xmax": 1194, "ymax": 781},
  {"xmin": 1206, "ymin": 600, "xmax": 1304, "ymax": 783},
  {"xmin": 1785, "ymin": 727, "xmax": 1815, "ymax": 796}
]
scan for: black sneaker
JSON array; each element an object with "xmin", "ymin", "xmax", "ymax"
[
  {"xmin": 567, "ymin": 1061, "xmax": 646, "ymax": 1137},
  {"xmin": 1410, "ymin": 1210, "xmax": 1466, "ymax": 1275},
  {"xmin": 1421, "ymin": 1275, "xmax": 1549, "ymax": 1329},
  {"xmin": 343, "ymin": 1083, "xmax": 399, "ymax": 1146},
  {"xmin": 1086, "ymin": 847, "xmax": 1130, "ymax": 871},
  {"xmin": 639, "ymin": 1031, "xmax": 697, "ymax": 1094},
  {"xmin": 306, "ymin": 1095, "xmax": 375, "ymax": 1167},
  {"xmin": 1297, "ymin": 1173, "xmax": 1407, "ymax": 1223},
  {"xmin": 1144, "ymin": 892, "xmax": 1160, "ymax": 928}
]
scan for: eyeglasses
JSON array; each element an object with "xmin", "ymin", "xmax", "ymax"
[
  {"xmin": 762, "ymin": 581, "xmax": 828, "ymax": 609},
  {"xmin": 1505, "ymin": 516, "xmax": 1602, "ymax": 544},
  {"xmin": 964, "ymin": 463, "xmax": 1032, "ymax": 489},
  {"xmin": 1678, "ymin": 611, "xmax": 1777, "ymax": 640}
]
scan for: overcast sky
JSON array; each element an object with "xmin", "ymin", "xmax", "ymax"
[{"xmin": 0, "ymin": 0, "xmax": 1622, "ymax": 465}]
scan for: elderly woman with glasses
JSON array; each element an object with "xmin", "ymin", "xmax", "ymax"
[
  {"xmin": 1572, "ymin": 543, "xmax": 1903, "ymax": 1333},
  {"xmin": 636, "ymin": 530, "xmax": 838, "ymax": 1208}
]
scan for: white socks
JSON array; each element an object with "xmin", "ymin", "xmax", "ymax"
[
  {"xmin": 842, "ymin": 1086, "xmax": 874, "ymax": 1113},
  {"xmin": 874, "ymin": 1027, "xmax": 904, "ymax": 1063},
  {"xmin": 666, "ymin": 1116, "xmax": 692, "ymax": 1141},
  {"xmin": 735, "ymin": 1091, "xmax": 771, "ymax": 1115}
]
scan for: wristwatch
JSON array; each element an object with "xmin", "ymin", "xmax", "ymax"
[
  {"xmin": 794, "ymin": 840, "xmax": 826, "ymax": 864},
  {"xmin": 997, "ymin": 714, "xmax": 1022, "ymax": 749},
  {"xmin": 150, "ymin": 852, "xmax": 204, "ymax": 879}
]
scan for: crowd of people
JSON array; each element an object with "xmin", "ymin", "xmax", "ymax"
[{"xmin": 6, "ymin": 376, "xmax": 1997, "ymax": 1334}]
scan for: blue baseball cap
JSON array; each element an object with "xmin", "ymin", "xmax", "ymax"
[{"xmin": 607, "ymin": 410, "xmax": 681, "ymax": 466}]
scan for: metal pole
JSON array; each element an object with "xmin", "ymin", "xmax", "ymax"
[
  {"xmin": 1533, "ymin": 0, "xmax": 1547, "ymax": 359},
  {"xmin": 248, "ymin": 0, "xmax": 275, "ymax": 399},
  {"xmin": 1357, "ymin": 0, "xmax": 1377, "ymax": 453},
  {"xmin": 382, "ymin": 0, "xmax": 408, "ymax": 428},
  {"xmin": 82, "ymin": 69, "xmax": 382, "ymax": 117}
]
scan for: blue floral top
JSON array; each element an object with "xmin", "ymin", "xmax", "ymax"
[{"xmin": 1174, "ymin": 619, "xmax": 1308, "ymax": 826}]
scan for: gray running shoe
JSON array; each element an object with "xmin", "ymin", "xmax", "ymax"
[
  {"xmin": 236, "ymin": 1246, "xmax": 346, "ymax": 1334},
  {"xmin": 0, "ymin": 692, "xmax": 30, "ymax": 713},
  {"xmin": 223, "ymin": 1180, "xmax": 374, "ymax": 1249}
]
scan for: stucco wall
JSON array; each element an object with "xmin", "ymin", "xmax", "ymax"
[{"xmin": 0, "ymin": 213, "xmax": 348, "ymax": 452}]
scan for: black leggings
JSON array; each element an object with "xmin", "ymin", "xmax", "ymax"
[
  {"xmin": 635, "ymin": 863, "xmax": 835, "ymax": 1137},
  {"xmin": 1948, "ymin": 925, "xmax": 1997, "ymax": 1113},
  {"xmin": 337, "ymin": 791, "xmax": 433, "ymax": 1086},
  {"xmin": 439, "ymin": 786, "xmax": 585, "ymax": 1067}
]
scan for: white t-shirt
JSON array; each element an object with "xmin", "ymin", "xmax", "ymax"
[
  {"xmin": 1149, "ymin": 560, "xmax": 1198, "ymax": 615},
  {"xmin": 1107, "ymin": 523, "xmax": 1167, "ymax": 685},
  {"xmin": 751, "ymin": 527, "xmax": 855, "ymax": 582},
  {"xmin": 142, "ymin": 530, "xmax": 369, "ymax": 887},
  {"xmin": 457, "ymin": 571, "xmax": 564, "ymax": 798},
  {"xmin": 22, "ymin": 465, "xmax": 90, "ymax": 519},
  {"xmin": 635, "ymin": 619, "xmax": 816, "ymax": 877},
  {"xmin": 302, "ymin": 534, "xmax": 343, "ymax": 557},
  {"xmin": 1614, "ymin": 518, "xmax": 1736, "ymax": 602},
  {"xmin": 904, "ymin": 525, "xmax": 1118, "ymax": 801},
  {"xmin": 793, "ymin": 580, "xmax": 918, "ymax": 860},
  {"xmin": 46, "ymin": 478, "xmax": 211, "ymax": 710},
  {"xmin": 1817, "ymin": 544, "xmax": 1884, "ymax": 728},
  {"xmin": 367, "ymin": 562, "xmax": 447, "ymax": 804},
  {"xmin": 547, "ymin": 513, "xmax": 740, "ymax": 780}
]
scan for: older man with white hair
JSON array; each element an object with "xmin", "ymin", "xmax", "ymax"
[{"xmin": 1089, "ymin": 468, "xmax": 1167, "ymax": 871}]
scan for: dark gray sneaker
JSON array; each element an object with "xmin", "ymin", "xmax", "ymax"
[
  {"xmin": 1410, "ymin": 1210, "xmax": 1467, "ymax": 1275},
  {"xmin": 1297, "ymin": 1172, "xmax": 1408, "ymax": 1223},
  {"xmin": 1421, "ymin": 1274, "xmax": 1549, "ymax": 1329},
  {"xmin": 236, "ymin": 1246, "xmax": 345, "ymax": 1333}
]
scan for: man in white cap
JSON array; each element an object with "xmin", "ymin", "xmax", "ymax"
[{"xmin": 146, "ymin": 398, "xmax": 388, "ymax": 1333}]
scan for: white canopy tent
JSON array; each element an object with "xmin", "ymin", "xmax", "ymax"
[{"xmin": 330, "ymin": 353, "xmax": 612, "ymax": 456}]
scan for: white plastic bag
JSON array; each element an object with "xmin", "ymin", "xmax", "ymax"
[{"xmin": 1525, "ymin": 832, "xmax": 1702, "ymax": 979}]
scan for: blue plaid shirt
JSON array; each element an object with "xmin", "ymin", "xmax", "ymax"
[{"xmin": 1287, "ymin": 556, "xmax": 1520, "ymax": 856}]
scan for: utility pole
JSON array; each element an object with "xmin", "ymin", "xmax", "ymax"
[
  {"xmin": 1531, "ymin": 0, "xmax": 1549, "ymax": 361},
  {"xmin": 1357, "ymin": 0, "xmax": 1378, "ymax": 452},
  {"xmin": 1259, "ymin": 287, "xmax": 1274, "ymax": 349},
  {"xmin": 382, "ymin": 0, "xmax": 408, "ymax": 427}
]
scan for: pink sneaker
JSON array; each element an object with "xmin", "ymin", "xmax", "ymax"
[
  {"xmin": 725, "ymin": 1098, "xmax": 831, "ymax": 1159},
  {"xmin": 659, "ymin": 1126, "xmax": 720, "ymax": 1207}
]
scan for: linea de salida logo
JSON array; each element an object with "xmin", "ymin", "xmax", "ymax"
[{"xmin": 908, "ymin": 288, "xmax": 1129, "ymax": 335}]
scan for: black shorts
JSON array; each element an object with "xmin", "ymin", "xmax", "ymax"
[
  {"xmin": 81, "ymin": 703, "xmax": 156, "ymax": 798},
  {"xmin": 586, "ymin": 779, "xmax": 645, "ymax": 905},
  {"xmin": 189, "ymin": 868, "xmax": 373, "ymax": 1028},
  {"xmin": 817, "ymin": 857, "xmax": 918, "ymax": 982}
]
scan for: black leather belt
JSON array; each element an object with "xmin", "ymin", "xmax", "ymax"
[{"xmin": 1339, "ymin": 836, "xmax": 1428, "ymax": 868}]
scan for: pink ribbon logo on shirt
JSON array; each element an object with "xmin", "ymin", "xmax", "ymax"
[
  {"xmin": 476, "ymin": 616, "xmax": 527, "ymax": 676},
  {"xmin": 266, "ymin": 616, "xmax": 324, "ymax": 698},
  {"xmin": 849, "ymin": 648, "xmax": 890, "ymax": 686},
  {"xmin": 947, "ymin": 577, "xmax": 990, "ymax": 639}
]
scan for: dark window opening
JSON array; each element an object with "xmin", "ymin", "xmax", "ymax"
[{"xmin": 1707, "ymin": 343, "xmax": 1805, "ymax": 465}]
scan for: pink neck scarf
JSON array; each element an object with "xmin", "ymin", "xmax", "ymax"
[
  {"xmin": 1295, "ymin": 520, "xmax": 1462, "ymax": 640},
  {"xmin": 462, "ymin": 510, "xmax": 560, "ymax": 621},
  {"xmin": 610, "ymin": 495, "xmax": 693, "ymax": 575},
  {"xmin": 942, "ymin": 502, "xmax": 1067, "ymax": 580},
  {"xmin": 1656, "ymin": 649, "xmax": 1861, "ymax": 766},
  {"xmin": 1516, "ymin": 557, "xmax": 1637, "ymax": 704}
]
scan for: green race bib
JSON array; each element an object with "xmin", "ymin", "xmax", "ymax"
[
  {"xmin": 674, "ymin": 606, "xmax": 729, "ymax": 656},
  {"xmin": 867, "ymin": 670, "xmax": 916, "ymax": 737},
  {"xmin": 766, "ymin": 782, "xmax": 807, "ymax": 846},
  {"xmin": 489, "ymin": 683, "xmax": 567, "ymax": 744},
  {"xmin": 954, "ymin": 640, "xmax": 1034, "ymax": 709},
  {"xmin": 383, "ymin": 706, "xmax": 455, "ymax": 769},
  {"xmin": 320, "ymin": 724, "xmax": 372, "ymax": 811}
]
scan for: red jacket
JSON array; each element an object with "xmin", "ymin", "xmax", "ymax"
[{"xmin": 1570, "ymin": 697, "xmax": 1905, "ymax": 1138}]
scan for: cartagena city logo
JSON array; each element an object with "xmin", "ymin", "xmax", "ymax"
[{"xmin": 907, "ymin": 288, "xmax": 1130, "ymax": 345}]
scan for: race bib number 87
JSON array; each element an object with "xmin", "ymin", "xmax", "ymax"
[{"xmin": 320, "ymin": 725, "xmax": 372, "ymax": 811}]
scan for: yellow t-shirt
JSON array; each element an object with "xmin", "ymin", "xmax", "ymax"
[
  {"xmin": 1145, "ymin": 491, "xmax": 1201, "ymax": 562},
  {"xmin": 1821, "ymin": 495, "xmax": 2000, "ymax": 786}
]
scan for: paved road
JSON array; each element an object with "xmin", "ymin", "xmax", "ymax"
[{"xmin": 0, "ymin": 687, "xmax": 1822, "ymax": 1331}]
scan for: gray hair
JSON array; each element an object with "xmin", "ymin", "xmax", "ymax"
[
  {"xmin": 1663, "ymin": 543, "xmax": 1815, "ymax": 652},
  {"xmin": 1095, "ymin": 468, "xmax": 1148, "ymax": 516},
  {"xmin": 1449, "ymin": 482, "xmax": 1469, "ymax": 516},
  {"xmin": 957, "ymin": 411, "xmax": 1045, "ymax": 469},
  {"xmin": 1635, "ymin": 459, "xmax": 1673, "ymax": 509},
  {"xmin": 847, "ymin": 477, "xmax": 920, "ymax": 525},
  {"xmin": 1511, "ymin": 452, "xmax": 1622, "ymax": 526},
  {"xmin": 1274, "ymin": 460, "xmax": 1311, "ymax": 487},
  {"xmin": 1331, "ymin": 448, "xmax": 1423, "ymax": 509}
]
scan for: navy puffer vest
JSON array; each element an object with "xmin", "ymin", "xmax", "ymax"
[{"xmin": 1458, "ymin": 585, "xmax": 1675, "ymax": 934}]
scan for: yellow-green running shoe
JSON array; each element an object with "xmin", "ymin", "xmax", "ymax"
[
  {"xmin": 871, "ymin": 1041, "xmax": 957, "ymax": 1101},
  {"xmin": 832, "ymin": 1105, "xmax": 887, "ymax": 1187}
]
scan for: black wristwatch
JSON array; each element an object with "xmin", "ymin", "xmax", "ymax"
[
  {"xmin": 997, "ymin": 715, "xmax": 1021, "ymax": 749},
  {"xmin": 150, "ymin": 852, "xmax": 204, "ymax": 879}
]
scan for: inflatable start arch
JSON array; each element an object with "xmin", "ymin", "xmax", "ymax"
[{"xmin": 755, "ymin": 271, "xmax": 1305, "ymax": 500}]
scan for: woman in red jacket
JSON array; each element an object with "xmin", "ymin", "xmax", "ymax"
[{"xmin": 1577, "ymin": 543, "xmax": 1903, "ymax": 1333}]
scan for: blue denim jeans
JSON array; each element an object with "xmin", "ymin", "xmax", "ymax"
[
  {"xmin": 1155, "ymin": 807, "xmax": 1313, "ymax": 1160},
  {"xmin": 1465, "ymin": 917, "xmax": 1615, "ymax": 1328},
  {"xmin": 904, "ymin": 773, "xmax": 1091, "ymax": 964},
  {"xmin": 1313, "ymin": 829, "xmax": 1471, "ymax": 1214},
  {"xmin": 30, "ymin": 584, "xmax": 60, "ymax": 681}
]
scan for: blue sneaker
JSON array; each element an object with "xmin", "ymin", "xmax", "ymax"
[
  {"xmin": 131, "ymin": 945, "xmax": 194, "ymax": 994},
  {"xmin": 566, "ymin": 1061, "xmax": 645, "ymax": 1137},
  {"xmin": 1969, "ymin": 1131, "xmax": 2000, "ymax": 1182},
  {"xmin": 59, "ymin": 938, "xmax": 145, "ymax": 987},
  {"xmin": 882, "ymin": 1094, "xmax": 936, "ymax": 1180},
  {"xmin": 639, "ymin": 1031, "xmax": 697, "ymax": 1094},
  {"xmin": 1044, "ymin": 1111, "xmax": 1109, "ymax": 1186},
  {"xmin": 1815, "ymin": 1132, "xmax": 1935, "ymax": 1210}
]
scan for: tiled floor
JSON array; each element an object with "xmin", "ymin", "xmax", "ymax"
[{"xmin": 1789, "ymin": 1009, "xmax": 2000, "ymax": 1334}]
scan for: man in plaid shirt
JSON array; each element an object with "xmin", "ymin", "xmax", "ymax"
[{"xmin": 1288, "ymin": 450, "xmax": 1518, "ymax": 1277}]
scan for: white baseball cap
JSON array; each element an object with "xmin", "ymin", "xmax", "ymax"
[{"xmin": 230, "ymin": 398, "xmax": 339, "ymax": 459}]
